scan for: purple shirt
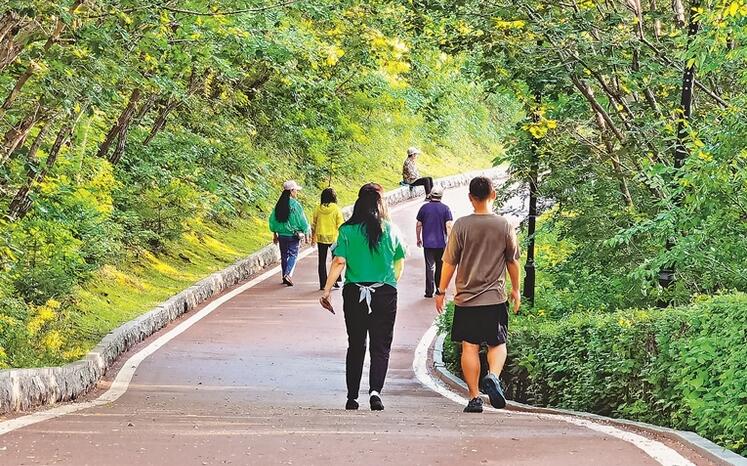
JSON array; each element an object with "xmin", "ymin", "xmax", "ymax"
[{"xmin": 416, "ymin": 201, "xmax": 453, "ymax": 249}]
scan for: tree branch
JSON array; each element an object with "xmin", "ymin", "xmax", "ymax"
[
  {"xmin": 161, "ymin": 0, "xmax": 302, "ymax": 16},
  {"xmin": 639, "ymin": 36, "xmax": 728, "ymax": 108}
]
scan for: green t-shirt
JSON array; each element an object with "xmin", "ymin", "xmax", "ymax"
[
  {"xmin": 269, "ymin": 198, "xmax": 310, "ymax": 237},
  {"xmin": 335, "ymin": 222, "xmax": 407, "ymax": 288}
]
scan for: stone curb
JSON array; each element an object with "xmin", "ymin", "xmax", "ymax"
[
  {"xmin": 0, "ymin": 167, "xmax": 505, "ymax": 415},
  {"xmin": 432, "ymin": 333, "xmax": 747, "ymax": 466}
]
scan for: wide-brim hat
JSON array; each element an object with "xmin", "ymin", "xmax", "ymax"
[{"xmin": 283, "ymin": 180, "xmax": 302, "ymax": 191}]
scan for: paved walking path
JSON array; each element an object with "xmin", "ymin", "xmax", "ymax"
[{"xmin": 0, "ymin": 187, "xmax": 709, "ymax": 465}]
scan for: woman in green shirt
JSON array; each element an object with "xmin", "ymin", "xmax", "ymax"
[
  {"xmin": 320, "ymin": 183, "xmax": 406, "ymax": 411},
  {"xmin": 269, "ymin": 180, "xmax": 310, "ymax": 286}
]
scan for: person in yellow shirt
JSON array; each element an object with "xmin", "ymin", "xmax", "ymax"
[{"xmin": 312, "ymin": 188, "xmax": 345, "ymax": 290}]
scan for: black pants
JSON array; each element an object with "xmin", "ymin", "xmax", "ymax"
[
  {"xmin": 409, "ymin": 177, "xmax": 433, "ymax": 196},
  {"xmin": 342, "ymin": 283, "xmax": 397, "ymax": 400},
  {"xmin": 317, "ymin": 243, "xmax": 340, "ymax": 289},
  {"xmin": 424, "ymin": 247, "xmax": 444, "ymax": 296}
]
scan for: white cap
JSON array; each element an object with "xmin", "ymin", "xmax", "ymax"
[
  {"xmin": 407, "ymin": 146, "xmax": 421, "ymax": 156},
  {"xmin": 283, "ymin": 180, "xmax": 302, "ymax": 191},
  {"xmin": 430, "ymin": 185, "xmax": 444, "ymax": 198}
]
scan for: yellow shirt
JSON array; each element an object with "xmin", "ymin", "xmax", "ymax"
[{"xmin": 312, "ymin": 203, "xmax": 344, "ymax": 244}]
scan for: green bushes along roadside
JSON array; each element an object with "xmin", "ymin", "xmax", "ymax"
[{"xmin": 439, "ymin": 294, "xmax": 747, "ymax": 456}]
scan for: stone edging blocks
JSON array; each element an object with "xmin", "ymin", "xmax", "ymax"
[
  {"xmin": 431, "ymin": 333, "xmax": 747, "ymax": 466},
  {"xmin": 0, "ymin": 167, "xmax": 506, "ymax": 415}
]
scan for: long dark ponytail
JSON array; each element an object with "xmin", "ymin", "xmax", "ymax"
[
  {"xmin": 274, "ymin": 190, "xmax": 292, "ymax": 222},
  {"xmin": 344, "ymin": 183, "xmax": 386, "ymax": 251}
]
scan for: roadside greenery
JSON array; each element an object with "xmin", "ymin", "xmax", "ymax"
[
  {"xmin": 412, "ymin": 0, "xmax": 747, "ymax": 306},
  {"xmin": 423, "ymin": 0, "xmax": 746, "ymax": 455},
  {"xmin": 3, "ymin": 0, "xmax": 745, "ymax": 456},
  {"xmin": 0, "ymin": 1, "xmax": 518, "ymax": 368},
  {"xmin": 506, "ymin": 294, "xmax": 747, "ymax": 456},
  {"xmin": 438, "ymin": 296, "xmax": 747, "ymax": 455}
]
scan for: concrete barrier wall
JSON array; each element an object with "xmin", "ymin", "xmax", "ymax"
[{"xmin": 0, "ymin": 167, "xmax": 505, "ymax": 415}]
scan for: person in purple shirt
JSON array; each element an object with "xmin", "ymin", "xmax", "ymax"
[{"xmin": 416, "ymin": 185, "xmax": 454, "ymax": 298}]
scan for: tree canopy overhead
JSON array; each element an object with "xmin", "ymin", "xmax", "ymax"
[
  {"xmin": 0, "ymin": 0, "xmax": 517, "ymax": 367},
  {"xmin": 1, "ymin": 0, "xmax": 746, "ymax": 454},
  {"xmin": 1, "ymin": 0, "xmax": 746, "ymax": 361},
  {"xmin": 407, "ymin": 0, "xmax": 747, "ymax": 307}
]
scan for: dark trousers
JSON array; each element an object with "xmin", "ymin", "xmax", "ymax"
[
  {"xmin": 278, "ymin": 235, "xmax": 300, "ymax": 277},
  {"xmin": 317, "ymin": 242, "xmax": 340, "ymax": 289},
  {"xmin": 409, "ymin": 177, "xmax": 433, "ymax": 196},
  {"xmin": 342, "ymin": 283, "xmax": 397, "ymax": 400},
  {"xmin": 424, "ymin": 247, "xmax": 444, "ymax": 296}
]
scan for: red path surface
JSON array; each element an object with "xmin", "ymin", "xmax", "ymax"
[{"xmin": 0, "ymin": 187, "xmax": 708, "ymax": 465}]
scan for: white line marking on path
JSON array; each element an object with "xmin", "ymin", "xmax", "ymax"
[
  {"xmin": 413, "ymin": 324, "xmax": 696, "ymax": 466},
  {"xmin": 0, "ymin": 196, "xmax": 420, "ymax": 437}
]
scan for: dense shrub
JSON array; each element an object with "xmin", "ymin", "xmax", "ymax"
[{"xmin": 440, "ymin": 294, "xmax": 747, "ymax": 455}]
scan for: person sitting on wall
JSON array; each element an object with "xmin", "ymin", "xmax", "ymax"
[{"xmin": 402, "ymin": 147, "xmax": 434, "ymax": 199}]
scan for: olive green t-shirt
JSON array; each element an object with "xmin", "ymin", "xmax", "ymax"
[
  {"xmin": 443, "ymin": 213, "xmax": 520, "ymax": 306},
  {"xmin": 335, "ymin": 222, "xmax": 407, "ymax": 288}
]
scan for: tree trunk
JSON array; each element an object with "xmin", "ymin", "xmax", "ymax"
[
  {"xmin": 0, "ymin": 65, "xmax": 35, "ymax": 112},
  {"xmin": 570, "ymin": 75, "xmax": 626, "ymax": 144},
  {"xmin": 629, "ymin": 12, "xmax": 664, "ymax": 118},
  {"xmin": 8, "ymin": 122, "xmax": 73, "ymax": 220},
  {"xmin": 660, "ymin": 0, "xmax": 700, "ymax": 291},
  {"xmin": 134, "ymin": 93, "xmax": 158, "ymax": 124},
  {"xmin": 649, "ymin": 0, "xmax": 662, "ymax": 39},
  {"xmin": 0, "ymin": 0, "xmax": 83, "ymax": 114},
  {"xmin": 0, "ymin": 12, "xmax": 36, "ymax": 72},
  {"xmin": 142, "ymin": 99, "xmax": 178, "ymax": 146},
  {"xmin": 97, "ymin": 88, "xmax": 142, "ymax": 162},
  {"xmin": 143, "ymin": 71, "xmax": 201, "ymax": 146},
  {"xmin": 673, "ymin": 1, "xmax": 700, "ymax": 170},
  {"xmin": 0, "ymin": 102, "xmax": 43, "ymax": 165},
  {"xmin": 0, "ymin": 12, "xmax": 20, "ymax": 43},
  {"xmin": 109, "ymin": 122, "xmax": 130, "ymax": 165},
  {"xmin": 602, "ymin": 133, "xmax": 635, "ymax": 209},
  {"xmin": 672, "ymin": 0, "xmax": 686, "ymax": 27}
]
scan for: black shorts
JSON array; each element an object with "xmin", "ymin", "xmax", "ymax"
[{"xmin": 451, "ymin": 302, "xmax": 508, "ymax": 346}]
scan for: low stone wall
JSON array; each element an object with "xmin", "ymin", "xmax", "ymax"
[{"xmin": 0, "ymin": 167, "xmax": 505, "ymax": 415}]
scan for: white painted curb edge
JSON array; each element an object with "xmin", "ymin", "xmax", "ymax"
[{"xmin": 432, "ymin": 332, "xmax": 747, "ymax": 466}]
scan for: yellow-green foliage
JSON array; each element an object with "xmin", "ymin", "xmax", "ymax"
[{"xmin": 0, "ymin": 1, "xmax": 520, "ymax": 369}]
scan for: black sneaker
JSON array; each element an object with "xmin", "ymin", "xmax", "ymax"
[
  {"xmin": 424, "ymin": 293, "xmax": 433, "ymax": 298},
  {"xmin": 369, "ymin": 394, "xmax": 384, "ymax": 411},
  {"xmin": 283, "ymin": 275, "xmax": 294, "ymax": 286},
  {"xmin": 345, "ymin": 399, "xmax": 359, "ymax": 410},
  {"xmin": 481, "ymin": 373, "xmax": 506, "ymax": 409},
  {"xmin": 463, "ymin": 397, "xmax": 483, "ymax": 413}
]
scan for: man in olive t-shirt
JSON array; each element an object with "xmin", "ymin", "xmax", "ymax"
[{"xmin": 435, "ymin": 176, "xmax": 521, "ymax": 413}]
